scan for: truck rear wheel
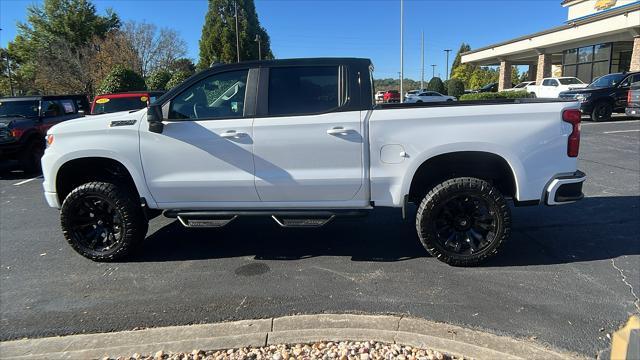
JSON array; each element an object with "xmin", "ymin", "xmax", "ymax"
[
  {"xmin": 415, "ymin": 177, "xmax": 511, "ymax": 266},
  {"xmin": 591, "ymin": 102, "xmax": 612, "ymax": 122},
  {"xmin": 60, "ymin": 182, "xmax": 147, "ymax": 261}
]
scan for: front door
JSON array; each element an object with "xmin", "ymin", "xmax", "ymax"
[
  {"xmin": 252, "ymin": 66, "xmax": 364, "ymax": 203},
  {"xmin": 139, "ymin": 68, "xmax": 259, "ymax": 205}
]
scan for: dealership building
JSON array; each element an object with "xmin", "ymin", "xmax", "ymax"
[{"xmin": 461, "ymin": 0, "xmax": 640, "ymax": 90}]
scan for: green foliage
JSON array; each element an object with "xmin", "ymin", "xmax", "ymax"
[
  {"xmin": 169, "ymin": 58, "xmax": 196, "ymax": 74},
  {"xmin": 199, "ymin": 0, "xmax": 273, "ymax": 67},
  {"xmin": 442, "ymin": 80, "xmax": 449, "ymax": 95},
  {"xmin": 146, "ymin": 69, "xmax": 172, "ymax": 91},
  {"xmin": 427, "ymin": 77, "xmax": 445, "ymax": 94},
  {"xmin": 166, "ymin": 70, "xmax": 193, "ymax": 90},
  {"xmin": 450, "ymin": 43, "xmax": 471, "ymax": 79},
  {"xmin": 97, "ymin": 65, "xmax": 146, "ymax": 94},
  {"xmin": 459, "ymin": 91, "xmax": 532, "ymax": 101},
  {"xmin": 448, "ymin": 78, "xmax": 465, "ymax": 98}
]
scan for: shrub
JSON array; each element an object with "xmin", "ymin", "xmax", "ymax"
[
  {"xmin": 427, "ymin": 77, "xmax": 445, "ymax": 94},
  {"xmin": 97, "ymin": 66, "xmax": 146, "ymax": 94},
  {"xmin": 459, "ymin": 90, "xmax": 532, "ymax": 101},
  {"xmin": 447, "ymin": 78, "xmax": 465, "ymax": 98},
  {"xmin": 165, "ymin": 70, "xmax": 193, "ymax": 90},
  {"xmin": 442, "ymin": 80, "xmax": 449, "ymax": 95},
  {"xmin": 146, "ymin": 70, "xmax": 172, "ymax": 91}
]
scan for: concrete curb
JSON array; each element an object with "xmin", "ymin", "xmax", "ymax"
[{"xmin": 0, "ymin": 314, "xmax": 587, "ymax": 360}]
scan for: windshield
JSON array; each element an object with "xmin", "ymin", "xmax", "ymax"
[
  {"xmin": 92, "ymin": 96, "xmax": 148, "ymax": 114},
  {"xmin": 558, "ymin": 78, "xmax": 584, "ymax": 85},
  {"xmin": 0, "ymin": 100, "xmax": 39, "ymax": 118},
  {"xmin": 588, "ymin": 73, "xmax": 625, "ymax": 88}
]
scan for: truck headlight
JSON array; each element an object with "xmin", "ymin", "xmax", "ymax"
[{"xmin": 575, "ymin": 94, "xmax": 591, "ymax": 102}]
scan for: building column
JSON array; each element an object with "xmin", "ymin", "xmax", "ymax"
[
  {"xmin": 536, "ymin": 52, "xmax": 552, "ymax": 84},
  {"xmin": 498, "ymin": 59, "xmax": 512, "ymax": 91},
  {"xmin": 528, "ymin": 64, "xmax": 537, "ymax": 81},
  {"xmin": 630, "ymin": 36, "xmax": 640, "ymax": 72}
]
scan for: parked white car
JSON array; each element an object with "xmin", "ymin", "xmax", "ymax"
[
  {"xmin": 527, "ymin": 77, "xmax": 588, "ymax": 98},
  {"xmin": 375, "ymin": 91, "xmax": 385, "ymax": 103},
  {"xmin": 405, "ymin": 89, "xmax": 427, "ymax": 98},
  {"xmin": 42, "ymin": 58, "xmax": 585, "ymax": 266},
  {"xmin": 405, "ymin": 91, "xmax": 456, "ymax": 103},
  {"xmin": 503, "ymin": 81, "xmax": 536, "ymax": 92}
]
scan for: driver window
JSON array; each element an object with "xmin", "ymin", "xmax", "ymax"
[{"xmin": 168, "ymin": 70, "xmax": 248, "ymax": 120}]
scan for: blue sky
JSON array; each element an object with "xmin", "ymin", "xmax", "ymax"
[{"xmin": 1, "ymin": 0, "xmax": 568, "ymax": 79}]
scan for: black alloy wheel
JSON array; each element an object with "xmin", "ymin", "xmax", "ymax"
[
  {"xmin": 591, "ymin": 102, "xmax": 612, "ymax": 122},
  {"xmin": 416, "ymin": 177, "xmax": 511, "ymax": 266},
  {"xmin": 61, "ymin": 182, "xmax": 147, "ymax": 261}
]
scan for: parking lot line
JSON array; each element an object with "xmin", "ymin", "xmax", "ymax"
[
  {"xmin": 13, "ymin": 176, "xmax": 42, "ymax": 186},
  {"xmin": 582, "ymin": 120, "xmax": 639, "ymax": 126},
  {"xmin": 603, "ymin": 129, "xmax": 640, "ymax": 134}
]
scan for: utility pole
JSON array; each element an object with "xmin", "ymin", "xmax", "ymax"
[
  {"xmin": 397, "ymin": 72, "xmax": 401, "ymax": 93},
  {"xmin": 431, "ymin": 64, "xmax": 436, "ymax": 79},
  {"xmin": 444, "ymin": 49, "xmax": 452, "ymax": 80},
  {"xmin": 235, "ymin": 1, "xmax": 240, "ymax": 63},
  {"xmin": 399, "ymin": 0, "xmax": 404, "ymax": 102},
  {"xmin": 254, "ymin": 34, "xmax": 262, "ymax": 60},
  {"xmin": 421, "ymin": 31, "xmax": 424, "ymax": 90}
]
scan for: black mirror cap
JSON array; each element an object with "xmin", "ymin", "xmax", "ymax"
[{"xmin": 147, "ymin": 105, "xmax": 164, "ymax": 134}]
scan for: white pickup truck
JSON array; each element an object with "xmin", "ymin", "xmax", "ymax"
[
  {"xmin": 527, "ymin": 77, "xmax": 588, "ymax": 98},
  {"xmin": 41, "ymin": 58, "xmax": 586, "ymax": 266}
]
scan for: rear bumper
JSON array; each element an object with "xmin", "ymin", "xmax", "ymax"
[
  {"xmin": 545, "ymin": 170, "xmax": 586, "ymax": 206},
  {"xmin": 625, "ymin": 107, "xmax": 640, "ymax": 118}
]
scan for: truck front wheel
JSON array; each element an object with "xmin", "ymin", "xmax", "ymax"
[
  {"xmin": 60, "ymin": 182, "xmax": 147, "ymax": 261},
  {"xmin": 591, "ymin": 102, "xmax": 612, "ymax": 122},
  {"xmin": 415, "ymin": 177, "xmax": 511, "ymax": 266}
]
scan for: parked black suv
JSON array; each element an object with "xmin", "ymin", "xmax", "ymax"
[
  {"xmin": 559, "ymin": 72, "xmax": 640, "ymax": 121},
  {"xmin": 0, "ymin": 95, "xmax": 90, "ymax": 173}
]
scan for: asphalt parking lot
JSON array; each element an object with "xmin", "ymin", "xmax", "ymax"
[{"xmin": 1, "ymin": 118, "xmax": 638, "ymax": 358}]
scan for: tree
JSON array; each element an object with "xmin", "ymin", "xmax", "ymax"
[
  {"xmin": 427, "ymin": 77, "xmax": 445, "ymax": 94},
  {"xmin": 89, "ymin": 31, "xmax": 141, "ymax": 91},
  {"xmin": 168, "ymin": 58, "xmax": 196, "ymax": 74},
  {"xmin": 448, "ymin": 78, "xmax": 465, "ymax": 98},
  {"xmin": 450, "ymin": 43, "xmax": 471, "ymax": 79},
  {"xmin": 442, "ymin": 79, "xmax": 450, "ymax": 95},
  {"xmin": 198, "ymin": 0, "xmax": 273, "ymax": 68},
  {"xmin": 97, "ymin": 65, "xmax": 146, "ymax": 94},
  {"xmin": 123, "ymin": 21, "xmax": 187, "ymax": 77},
  {"xmin": 146, "ymin": 69, "xmax": 172, "ymax": 90},
  {"xmin": 8, "ymin": 0, "xmax": 120, "ymax": 95},
  {"xmin": 165, "ymin": 70, "xmax": 192, "ymax": 90}
]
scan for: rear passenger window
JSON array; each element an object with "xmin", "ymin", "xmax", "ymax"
[
  {"xmin": 60, "ymin": 100, "xmax": 76, "ymax": 114},
  {"xmin": 268, "ymin": 66, "xmax": 339, "ymax": 116}
]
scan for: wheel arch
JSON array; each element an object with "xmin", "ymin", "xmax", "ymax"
[{"xmin": 403, "ymin": 148, "xmax": 523, "ymax": 203}]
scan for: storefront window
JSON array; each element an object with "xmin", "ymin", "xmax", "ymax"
[
  {"xmin": 577, "ymin": 64, "xmax": 592, "ymax": 82},
  {"xmin": 564, "ymin": 49, "xmax": 578, "ymax": 65},
  {"xmin": 592, "ymin": 61, "xmax": 610, "ymax": 80},
  {"xmin": 594, "ymin": 44, "xmax": 611, "ymax": 61},
  {"xmin": 578, "ymin": 46, "xmax": 593, "ymax": 63}
]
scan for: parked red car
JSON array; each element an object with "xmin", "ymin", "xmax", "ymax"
[
  {"xmin": 383, "ymin": 90, "xmax": 400, "ymax": 103},
  {"xmin": 91, "ymin": 91, "xmax": 165, "ymax": 115}
]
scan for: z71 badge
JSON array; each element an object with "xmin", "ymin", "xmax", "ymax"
[{"xmin": 109, "ymin": 120, "xmax": 137, "ymax": 127}]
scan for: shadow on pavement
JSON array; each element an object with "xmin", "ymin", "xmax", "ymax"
[{"xmin": 133, "ymin": 195, "xmax": 639, "ymax": 266}]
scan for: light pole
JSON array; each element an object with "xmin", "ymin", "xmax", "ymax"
[
  {"xmin": 397, "ymin": 72, "xmax": 401, "ymax": 93},
  {"xmin": 431, "ymin": 64, "xmax": 437, "ymax": 79},
  {"xmin": 421, "ymin": 31, "xmax": 424, "ymax": 90},
  {"xmin": 399, "ymin": 0, "xmax": 404, "ymax": 103},
  {"xmin": 254, "ymin": 34, "xmax": 262, "ymax": 60},
  {"xmin": 235, "ymin": 1, "xmax": 241, "ymax": 62},
  {"xmin": 444, "ymin": 49, "xmax": 452, "ymax": 80}
]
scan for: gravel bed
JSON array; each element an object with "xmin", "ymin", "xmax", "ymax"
[{"xmin": 106, "ymin": 341, "xmax": 465, "ymax": 360}]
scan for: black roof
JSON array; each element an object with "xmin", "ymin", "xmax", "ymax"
[{"xmin": 0, "ymin": 94, "xmax": 88, "ymax": 101}]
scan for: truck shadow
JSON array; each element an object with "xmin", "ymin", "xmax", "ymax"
[{"xmin": 134, "ymin": 195, "xmax": 639, "ymax": 267}]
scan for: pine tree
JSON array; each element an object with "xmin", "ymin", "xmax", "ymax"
[{"xmin": 198, "ymin": 0, "xmax": 273, "ymax": 68}]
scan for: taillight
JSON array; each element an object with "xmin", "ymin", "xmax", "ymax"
[
  {"xmin": 9, "ymin": 128, "xmax": 24, "ymax": 139},
  {"xmin": 628, "ymin": 91, "xmax": 632, "ymax": 104},
  {"xmin": 563, "ymin": 109, "xmax": 581, "ymax": 157}
]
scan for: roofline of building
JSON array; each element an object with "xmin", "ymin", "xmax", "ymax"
[{"xmin": 462, "ymin": 1, "xmax": 640, "ymax": 56}]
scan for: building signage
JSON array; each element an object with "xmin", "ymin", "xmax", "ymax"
[{"xmin": 594, "ymin": 0, "xmax": 617, "ymax": 11}]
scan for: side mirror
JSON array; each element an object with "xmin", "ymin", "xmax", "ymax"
[
  {"xmin": 147, "ymin": 105, "xmax": 164, "ymax": 134},
  {"xmin": 78, "ymin": 109, "xmax": 85, "ymax": 116}
]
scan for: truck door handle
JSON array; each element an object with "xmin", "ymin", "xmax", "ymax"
[
  {"xmin": 327, "ymin": 127, "xmax": 351, "ymax": 136},
  {"xmin": 220, "ymin": 130, "xmax": 247, "ymax": 139}
]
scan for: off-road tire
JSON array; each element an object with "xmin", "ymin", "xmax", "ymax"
[
  {"xmin": 416, "ymin": 177, "xmax": 511, "ymax": 266},
  {"xmin": 18, "ymin": 139, "xmax": 44, "ymax": 174},
  {"xmin": 591, "ymin": 102, "xmax": 612, "ymax": 122},
  {"xmin": 60, "ymin": 182, "xmax": 147, "ymax": 261}
]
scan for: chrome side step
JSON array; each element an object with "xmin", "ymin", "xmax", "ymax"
[{"xmin": 177, "ymin": 215, "xmax": 238, "ymax": 228}]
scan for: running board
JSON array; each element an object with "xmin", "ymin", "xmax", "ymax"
[{"xmin": 164, "ymin": 209, "xmax": 368, "ymax": 229}]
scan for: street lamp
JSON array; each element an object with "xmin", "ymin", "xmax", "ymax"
[
  {"xmin": 254, "ymin": 34, "xmax": 262, "ymax": 60},
  {"xmin": 444, "ymin": 49, "xmax": 452, "ymax": 80},
  {"xmin": 431, "ymin": 64, "xmax": 437, "ymax": 79}
]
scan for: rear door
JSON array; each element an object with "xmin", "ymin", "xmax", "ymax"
[
  {"xmin": 251, "ymin": 65, "xmax": 365, "ymax": 203},
  {"xmin": 616, "ymin": 74, "xmax": 640, "ymax": 109}
]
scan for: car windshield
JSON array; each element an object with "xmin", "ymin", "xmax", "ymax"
[
  {"xmin": 92, "ymin": 96, "xmax": 147, "ymax": 114},
  {"xmin": 588, "ymin": 73, "xmax": 625, "ymax": 88},
  {"xmin": 0, "ymin": 100, "xmax": 39, "ymax": 118},
  {"xmin": 558, "ymin": 78, "xmax": 584, "ymax": 85}
]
